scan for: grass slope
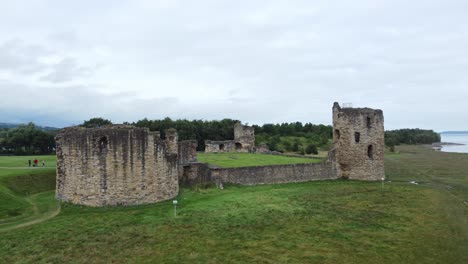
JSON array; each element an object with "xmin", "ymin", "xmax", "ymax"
[
  {"xmin": 0, "ymin": 155, "xmax": 56, "ymax": 222},
  {"xmin": 197, "ymin": 152, "xmax": 321, "ymax": 168},
  {"xmin": 0, "ymin": 148, "xmax": 467, "ymax": 263}
]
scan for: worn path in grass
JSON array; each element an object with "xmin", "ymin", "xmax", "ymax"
[
  {"xmin": 0, "ymin": 155, "xmax": 58, "ymax": 231},
  {"xmin": 0, "ymin": 192, "xmax": 60, "ymax": 232}
]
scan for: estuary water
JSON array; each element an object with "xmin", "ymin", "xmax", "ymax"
[{"xmin": 440, "ymin": 133, "xmax": 468, "ymax": 153}]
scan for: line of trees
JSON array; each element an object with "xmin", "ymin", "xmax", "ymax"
[
  {"xmin": 133, "ymin": 118, "xmax": 236, "ymax": 151},
  {"xmin": 253, "ymin": 123, "xmax": 332, "ymax": 153},
  {"xmin": 0, "ymin": 123, "xmax": 56, "ymax": 155},
  {"xmin": 385, "ymin": 129, "xmax": 441, "ymax": 151},
  {"xmin": 0, "ymin": 118, "xmax": 442, "ymax": 155},
  {"xmin": 132, "ymin": 118, "xmax": 333, "ymax": 153}
]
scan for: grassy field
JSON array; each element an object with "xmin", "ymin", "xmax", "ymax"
[
  {"xmin": 197, "ymin": 152, "xmax": 321, "ymax": 168},
  {"xmin": 0, "ymin": 155, "xmax": 57, "ymax": 168},
  {"xmin": 0, "ymin": 155, "xmax": 57, "ymax": 225},
  {"xmin": 0, "ymin": 147, "xmax": 467, "ymax": 263}
]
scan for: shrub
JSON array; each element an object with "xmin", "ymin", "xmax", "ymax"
[{"xmin": 305, "ymin": 144, "xmax": 318, "ymax": 155}]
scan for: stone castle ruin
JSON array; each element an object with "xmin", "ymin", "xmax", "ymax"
[
  {"xmin": 204, "ymin": 122, "xmax": 255, "ymax": 153},
  {"xmin": 55, "ymin": 103, "xmax": 384, "ymax": 207},
  {"xmin": 331, "ymin": 103, "xmax": 385, "ymax": 180},
  {"xmin": 55, "ymin": 126, "xmax": 184, "ymax": 206}
]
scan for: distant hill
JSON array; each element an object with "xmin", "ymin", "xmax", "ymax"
[
  {"xmin": 0, "ymin": 122, "xmax": 60, "ymax": 131},
  {"xmin": 440, "ymin": 131, "xmax": 468, "ymax": 134}
]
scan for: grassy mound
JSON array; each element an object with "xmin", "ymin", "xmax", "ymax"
[{"xmin": 197, "ymin": 152, "xmax": 321, "ymax": 168}]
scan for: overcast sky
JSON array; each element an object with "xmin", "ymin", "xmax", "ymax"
[{"xmin": 0, "ymin": 0, "xmax": 467, "ymax": 131}]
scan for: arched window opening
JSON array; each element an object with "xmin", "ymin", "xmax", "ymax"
[
  {"xmin": 335, "ymin": 129, "xmax": 341, "ymax": 140},
  {"xmin": 97, "ymin": 136, "xmax": 108, "ymax": 152}
]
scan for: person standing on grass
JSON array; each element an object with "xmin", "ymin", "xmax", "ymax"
[
  {"xmin": 28, "ymin": 160, "xmax": 31, "ymax": 167},
  {"xmin": 33, "ymin": 159, "xmax": 38, "ymax": 167},
  {"xmin": 42, "ymin": 160, "xmax": 45, "ymax": 167}
]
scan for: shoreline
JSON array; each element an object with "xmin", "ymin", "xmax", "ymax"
[{"xmin": 428, "ymin": 142, "xmax": 465, "ymax": 151}]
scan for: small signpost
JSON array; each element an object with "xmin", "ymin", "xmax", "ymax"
[
  {"xmin": 173, "ymin": 200, "xmax": 178, "ymax": 218},
  {"xmin": 381, "ymin": 177, "xmax": 385, "ymax": 194}
]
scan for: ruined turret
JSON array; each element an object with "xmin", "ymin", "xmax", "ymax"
[{"xmin": 332, "ymin": 103, "xmax": 385, "ymax": 180}]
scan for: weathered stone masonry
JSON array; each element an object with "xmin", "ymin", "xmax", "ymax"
[
  {"xmin": 331, "ymin": 103, "xmax": 385, "ymax": 180},
  {"xmin": 181, "ymin": 155, "xmax": 336, "ymax": 187},
  {"xmin": 56, "ymin": 103, "xmax": 385, "ymax": 206},
  {"xmin": 55, "ymin": 125, "xmax": 179, "ymax": 207},
  {"xmin": 205, "ymin": 122, "xmax": 256, "ymax": 153}
]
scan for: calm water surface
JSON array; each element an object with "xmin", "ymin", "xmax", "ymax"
[{"xmin": 440, "ymin": 133, "xmax": 468, "ymax": 153}]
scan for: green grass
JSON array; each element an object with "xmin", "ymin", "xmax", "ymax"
[
  {"xmin": 0, "ymin": 147, "xmax": 467, "ymax": 263},
  {"xmin": 197, "ymin": 152, "xmax": 322, "ymax": 168},
  {"xmin": 0, "ymin": 155, "xmax": 56, "ymax": 224},
  {"xmin": 0, "ymin": 155, "xmax": 56, "ymax": 167}
]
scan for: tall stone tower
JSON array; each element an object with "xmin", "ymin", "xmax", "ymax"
[
  {"xmin": 332, "ymin": 102, "xmax": 385, "ymax": 180},
  {"xmin": 234, "ymin": 122, "xmax": 255, "ymax": 152}
]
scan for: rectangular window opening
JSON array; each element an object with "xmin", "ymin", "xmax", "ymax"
[{"xmin": 355, "ymin": 132, "xmax": 360, "ymax": 143}]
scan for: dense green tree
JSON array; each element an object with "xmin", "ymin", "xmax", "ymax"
[
  {"xmin": 81, "ymin": 117, "xmax": 113, "ymax": 128},
  {"xmin": 0, "ymin": 123, "xmax": 55, "ymax": 155},
  {"xmin": 305, "ymin": 144, "xmax": 318, "ymax": 155},
  {"xmin": 385, "ymin": 129, "xmax": 440, "ymax": 146}
]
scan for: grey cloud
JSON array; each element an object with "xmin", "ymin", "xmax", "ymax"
[
  {"xmin": 0, "ymin": 0, "xmax": 467, "ymax": 131},
  {"xmin": 39, "ymin": 57, "xmax": 94, "ymax": 83},
  {"xmin": 0, "ymin": 39, "xmax": 51, "ymax": 74}
]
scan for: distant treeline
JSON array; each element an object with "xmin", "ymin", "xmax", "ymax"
[
  {"xmin": 0, "ymin": 122, "xmax": 59, "ymax": 131},
  {"xmin": 0, "ymin": 123, "xmax": 56, "ymax": 155},
  {"xmin": 385, "ymin": 129, "xmax": 440, "ymax": 148},
  {"xmin": 0, "ymin": 118, "xmax": 442, "ymax": 155}
]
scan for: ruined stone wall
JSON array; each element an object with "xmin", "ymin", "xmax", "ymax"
[
  {"xmin": 55, "ymin": 126, "xmax": 179, "ymax": 207},
  {"xmin": 178, "ymin": 140, "xmax": 198, "ymax": 165},
  {"xmin": 181, "ymin": 159, "xmax": 335, "ymax": 187},
  {"xmin": 254, "ymin": 143, "xmax": 271, "ymax": 154},
  {"xmin": 211, "ymin": 161, "xmax": 335, "ymax": 185},
  {"xmin": 180, "ymin": 162, "xmax": 212, "ymax": 186},
  {"xmin": 204, "ymin": 122, "xmax": 255, "ymax": 153},
  {"xmin": 234, "ymin": 122, "xmax": 255, "ymax": 152},
  {"xmin": 204, "ymin": 140, "xmax": 236, "ymax": 153},
  {"xmin": 331, "ymin": 102, "xmax": 385, "ymax": 180}
]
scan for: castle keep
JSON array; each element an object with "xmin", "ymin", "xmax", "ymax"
[
  {"xmin": 331, "ymin": 103, "xmax": 385, "ymax": 180},
  {"xmin": 55, "ymin": 126, "xmax": 180, "ymax": 207},
  {"xmin": 56, "ymin": 103, "xmax": 385, "ymax": 207}
]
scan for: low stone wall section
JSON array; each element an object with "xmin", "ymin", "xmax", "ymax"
[
  {"xmin": 181, "ymin": 160, "xmax": 336, "ymax": 187},
  {"xmin": 212, "ymin": 162, "xmax": 335, "ymax": 185}
]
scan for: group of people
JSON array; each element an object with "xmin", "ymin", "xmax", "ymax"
[{"xmin": 28, "ymin": 159, "xmax": 45, "ymax": 167}]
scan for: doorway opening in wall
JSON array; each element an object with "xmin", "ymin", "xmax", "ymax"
[
  {"xmin": 97, "ymin": 136, "xmax": 108, "ymax": 153},
  {"xmin": 235, "ymin": 143, "xmax": 242, "ymax": 150},
  {"xmin": 219, "ymin": 144, "xmax": 225, "ymax": 151},
  {"xmin": 367, "ymin": 145, "xmax": 373, "ymax": 159},
  {"xmin": 335, "ymin": 129, "xmax": 341, "ymax": 140},
  {"xmin": 367, "ymin": 117, "xmax": 371, "ymax": 128}
]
